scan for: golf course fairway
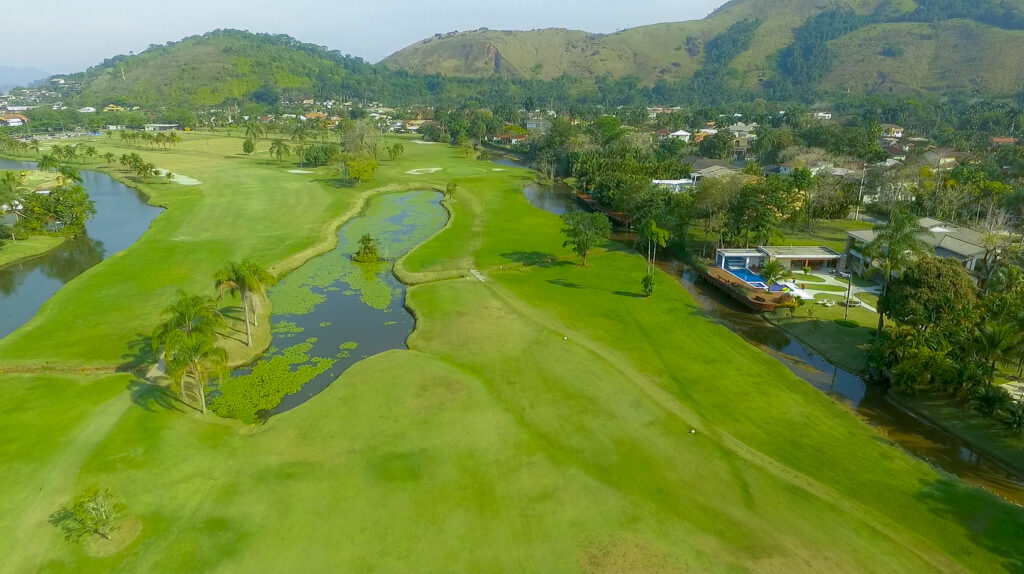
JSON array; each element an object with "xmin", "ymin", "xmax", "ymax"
[{"xmin": 1, "ymin": 133, "xmax": 1023, "ymax": 573}]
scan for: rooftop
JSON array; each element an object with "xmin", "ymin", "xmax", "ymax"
[
  {"xmin": 848, "ymin": 220, "xmax": 987, "ymax": 259},
  {"xmin": 759, "ymin": 246, "xmax": 841, "ymax": 259}
]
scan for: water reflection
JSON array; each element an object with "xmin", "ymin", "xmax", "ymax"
[{"xmin": 0, "ymin": 158, "xmax": 162, "ymax": 339}]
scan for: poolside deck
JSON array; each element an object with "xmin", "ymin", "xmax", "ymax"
[{"xmin": 698, "ymin": 266, "xmax": 791, "ymax": 311}]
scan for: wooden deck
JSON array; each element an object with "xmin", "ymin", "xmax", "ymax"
[{"xmin": 697, "ymin": 266, "xmax": 791, "ymax": 312}]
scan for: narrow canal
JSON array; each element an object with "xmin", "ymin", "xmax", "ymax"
[
  {"xmin": 210, "ymin": 190, "xmax": 448, "ymax": 422},
  {"xmin": 663, "ymin": 261, "xmax": 1024, "ymax": 505},
  {"xmin": 491, "ymin": 153, "xmax": 1024, "ymax": 505},
  {"xmin": 0, "ymin": 159, "xmax": 163, "ymax": 339}
]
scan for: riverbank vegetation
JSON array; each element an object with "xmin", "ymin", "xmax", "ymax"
[
  {"xmin": 1, "ymin": 164, "xmax": 95, "ymax": 263},
  {"xmin": 1, "ymin": 132, "xmax": 1023, "ymax": 572}
]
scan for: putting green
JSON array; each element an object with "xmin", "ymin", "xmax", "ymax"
[{"xmin": 1, "ymin": 134, "xmax": 1022, "ymax": 572}]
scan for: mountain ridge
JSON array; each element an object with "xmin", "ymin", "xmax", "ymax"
[{"xmin": 382, "ymin": 0, "xmax": 1024, "ymax": 98}]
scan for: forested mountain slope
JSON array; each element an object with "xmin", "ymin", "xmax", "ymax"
[{"xmin": 383, "ymin": 0, "xmax": 1024, "ymax": 98}]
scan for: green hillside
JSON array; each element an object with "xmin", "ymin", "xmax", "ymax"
[
  {"xmin": 382, "ymin": 0, "xmax": 1024, "ymax": 97},
  {"xmin": 67, "ymin": 30, "xmax": 383, "ymax": 108}
]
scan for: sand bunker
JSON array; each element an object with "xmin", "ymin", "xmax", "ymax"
[
  {"xmin": 156, "ymin": 169, "xmax": 201, "ymax": 186},
  {"xmin": 411, "ymin": 140, "xmax": 437, "ymax": 145},
  {"xmin": 288, "ymin": 170, "xmax": 313, "ymax": 174},
  {"xmin": 492, "ymin": 168, "xmax": 506, "ymax": 171},
  {"xmin": 406, "ymin": 168, "xmax": 443, "ymax": 175}
]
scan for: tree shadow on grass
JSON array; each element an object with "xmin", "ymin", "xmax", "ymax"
[
  {"xmin": 548, "ymin": 279, "xmax": 585, "ymax": 289},
  {"xmin": 312, "ymin": 176, "xmax": 355, "ymax": 189},
  {"xmin": 217, "ymin": 305, "xmax": 249, "ymax": 345},
  {"xmin": 500, "ymin": 251, "xmax": 572, "ymax": 268},
  {"xmin": 913, "ymin": 477, "xmax": 1024, "ymax": 573},
  {"xmin": 127, "ymin": 378, "xmax": 184, "ymax": 413},
  {"xmin": 117, "ymin": 334, "xmax": 158, "ymax": 376},
  {"xmin": 613, "ymin": 291, "xmax": 646, "ymax": 298}
]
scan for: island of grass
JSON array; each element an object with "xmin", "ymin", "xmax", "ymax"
[{"xmin": 1, "ymin": 133, "xmax": 1022, "ymax": 572}]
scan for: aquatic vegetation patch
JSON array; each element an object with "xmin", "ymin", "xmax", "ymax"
[
  {"xmin": 216, "ymin": 191, "xmax": 448, "ymax": 422},
  {"xmin": 272, "ymin": 321, "xmax": 304, "ymax": 334},
  {"xmin": 211, "ymin": 341, "xmax": 335, "ymax": 424}
]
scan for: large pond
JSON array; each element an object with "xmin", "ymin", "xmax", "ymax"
[
  {"xmin": 209, "ymin": 190, "xmax": 447, "ymax": 423},
  {"xmin": 0, "ymin": 159, "xmax": 163, "ymax": 340}
]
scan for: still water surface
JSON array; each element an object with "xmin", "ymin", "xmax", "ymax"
[{"xmin": 0, "ymin": 159, "xmax": 162, "ymax": 339}]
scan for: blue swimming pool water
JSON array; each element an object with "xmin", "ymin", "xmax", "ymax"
[{"xmin": 725, "ymin": 267, "xmax": 767, "ymax": 287}]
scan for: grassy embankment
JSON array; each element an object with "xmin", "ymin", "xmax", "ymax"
[{"xmin": 1, "ymin": 135, "xmax": 1023, "ymax": 572}]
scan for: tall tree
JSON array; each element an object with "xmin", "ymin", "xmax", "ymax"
[
  {"xmin": 214, "ymin": 259, "xmax": 276, "ymax": 347},
  {"xmin": 269, "ymin": 138, "xmax": 291, "ymax": 163},
  {"xmin": 865, "ymin": 208, "xmax": 932, "ymax": 334},
  {"xmin": 165, "ymin": 334, "xmax": 227, "ymax": 414},
  {"xmin": 561, "ymin": 211, "xmax": 612, "ymax": 265}
]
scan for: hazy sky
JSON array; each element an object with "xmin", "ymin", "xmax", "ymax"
[{"xmin": 2, "ymin": 0, "xmax": 726, "ymax": 74}]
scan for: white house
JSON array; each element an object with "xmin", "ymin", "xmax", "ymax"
[
  {"xmin": 668, "ymin": 130, "xmax": 691, "ymax": 142},
  {"xmin": 143, "ymin": 123, "xmax": 180, "ymax": 131},
  {"xmin": 813, "ymin": 112, "xmax": 833, "ymax": 120},
  {"xmin": 78, "ymin": 107, "xmax": 97, "ymax": 113},
  {"xmin": 652, "ymin": 179, "xmax": 694, "ymax": 193}
]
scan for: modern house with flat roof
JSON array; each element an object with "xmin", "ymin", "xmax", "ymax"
[
  {"xmin": 845, "ymin": 217, "xmax": 989, "ymax": 279},
  {"xmin": 714, "ymin": 245, "xmax": 843, "ymax": 289}
]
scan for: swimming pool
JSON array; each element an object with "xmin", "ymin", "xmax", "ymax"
[{"xmin": 724, "ymin": 267, "xmax": 768, "ymax": 290}]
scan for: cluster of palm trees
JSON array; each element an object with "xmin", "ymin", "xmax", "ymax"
[
  {"xmin": 118, "ymin": 130, "xmax": 181, "ymax": 150},
  {"xmin": 0, "ymin": 134, "xmax": 39, "ymax": 157},
  {"xmin": 117, "ymin": 152, "xmax": 165, "ymax": 181},
  {"xmin": 153, "ymin": 258, "xmax": 276, "ymax": 413},
  {"xmin": 46, "ymin": 144, "xmax": 98, "ymax": 164}
]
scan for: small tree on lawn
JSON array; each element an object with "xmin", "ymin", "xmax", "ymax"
[
  {"xmin": 445, "ymin": 182, "xmax": 457, "ymax": 198},
  {"xmin": 561, "ymin": 211, "xmax": 611, "ymax": 266},
  {"xmin": 242, "ymin": 137, "xmax": 255, "ymax": 156},
  {"xmin": 49, "ymin": 488, "xmax": 122, "ymax": 542},
  {"xmin": 353, "ymin": 233, "xmax": 380, "ymax": 262},
  {"xmin": 642, "ymin": 270, "xmax": 656, "ymax": 297}
]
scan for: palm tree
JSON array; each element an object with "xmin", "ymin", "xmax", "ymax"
[
  {"xmin": 760, "ymin": 259, "xmax": 787, "ymax": 288},
  {"xmin": 864, "ymin": 208, "xmax": 931, "ymax": 334},
  {"xmin": 56, "ymin": 165, "xmax": 82, "ymax": 186},
  {"xmin": 976, "ymin": 321, "xmax": 1020, "ymax": 380},
  {"xmin": 152, "ymin": 290, "xmax": 224, "ymax": 348},
  {"xmin": 165, "ymin": 334, "xmax": 227, "ymax": 414},
  {"xmin": 289, "ymin": 122, "xmax": 309, "ymax": 147},
  {"xmin": 269, "ymin": 138, "xmax": 291, "ymax": 163},
  {"xmin": 214, "ymin": 259, "xmax": 277, "ymax": 347},
  {"xmin": 242, "ymin": 119, "xmax": 266, "ymax": 143},
  {"xmin": 102, "ymin": 152, "xmax": 116, "ymax": 166},
  {"xmin": 36, "ymin": 153, "xmax": 60, "ymax": 172}
]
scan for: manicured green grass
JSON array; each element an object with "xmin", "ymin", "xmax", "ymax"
[
  {"xmin": 775, "ymin": 219, "xmax": 873, "ymax": 252},
  {"xmin": 857, "ymin": 291, "xmax": 880, "ymax": 307},
  {"xmin": 1, "ymin": 138, "xmax": 1023, "ymax": 572},
  {"xmin": 766, "ymin": 297, "xmax": 878, "ymax": 373},
  {"xmin": 0, "ymin": 234, "xmax": 66, "ymax": 269},
  {"xmin": 801, "ymin": 283, "xmax": 848, "ymax": 293},
  {"xmin": 792, "ymin": 273, "xmax": 826, "ymax": 283}
]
